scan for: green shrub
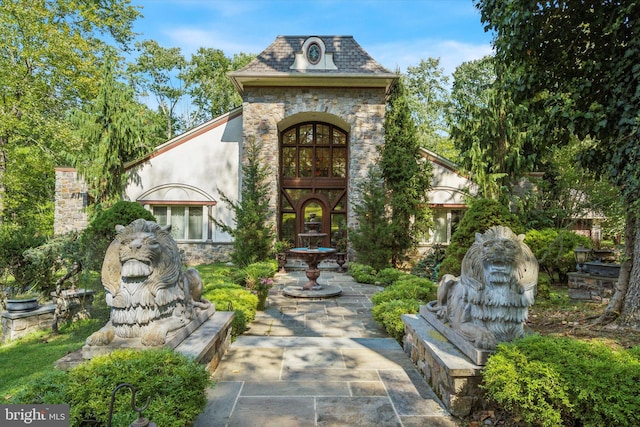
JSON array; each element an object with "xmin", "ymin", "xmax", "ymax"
[
  {"xmin": 536, "ymin": 272, "xmax": 552, "ymax": 300},
  {"xmin": 372, "ymin": 299, "xmax": 420, "ymax": 342},
  {"xmin": 242, "ymin": 260, "xmax": 278, "ymax": 288},
  {"xmin": 438, "ymin": 198, "xmax": 522, "ymax": 279},
  {"xmin": 10, "ymin": 349, "xmax": 210, "ymax": 427},
  {"xmin": 204, "ymin": 285, "xmax": 258, "ymax": 338},
  {"xmin": 525, "ymin": 228, "xmax": 592, "ymax": 283},
  {"xmin": 411, "ymin": 244, "xmax": 446, "ymax": 281},
  {"xmin": 348, "ymin": 263, "xmax": 378, "ymax": 284},
  {"xmin": 0, "ymin": 224, "xmax": 47, "ymax": 294},
  {"xmin": 483, "ymin": 335, "xmax": 640, "ymax": 427},
  {"xmin": 79, "ymin": 201, "xmax": 156, "ymax": 272},
  {"xmin": 375, "ymin": 267, "xmax": 411, "ymax": 286},
  {"xmin": 371, "ymin": 277, "xmax": 436, "ymax": 306},
  {"xmin": 370, "ymin": 275, "xmax": 436, "ymax": 342}
]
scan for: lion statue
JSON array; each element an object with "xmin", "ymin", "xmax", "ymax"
[
  {"xmin": 86, "ymin": 219, "xmax": 211, "ymax": 347},
  {"xmin": 428, "ymin": 225, "xmax": 538, "ymax": 350}
]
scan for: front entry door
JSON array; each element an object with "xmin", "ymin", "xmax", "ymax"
[
  {"xmin": 297, "ymin": 198, "xmax": 330, "ymax": 248},
  {"xmin": 279, "ymin": 121, "xmax": 349, "ymax": 248}
]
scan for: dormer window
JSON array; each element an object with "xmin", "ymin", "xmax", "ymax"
[
  {"xmin": 307, "ymin": 42, "xmax": 321, "ymax": 64},
  {"xmin": 291, "ymin": 37, "xmax": 337, "ymax": 71}
]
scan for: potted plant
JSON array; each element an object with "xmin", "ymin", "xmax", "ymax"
[
  {"xmin": 274, "ymin": 240, "xmax": 291, "ymax": 273},
  {"xmin": 5, "ymin": 292, "xmax": 40, "ymax": 312}
]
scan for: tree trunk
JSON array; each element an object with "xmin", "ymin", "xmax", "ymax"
[
  {"xmin": 0, "ymin": 135, "xmax": 7, "ymax": 223},
  {"xmin": 599, "ymin": 212, "xmax": 636, "ymax": 324},
  {"xmin": 618, "ymin": 213, "xmax": 640, "ymax": 327}
]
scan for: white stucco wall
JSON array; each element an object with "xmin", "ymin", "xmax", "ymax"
[{"xmin": 125, "ymin": 111, "xmax": 243, "ymax": 242}]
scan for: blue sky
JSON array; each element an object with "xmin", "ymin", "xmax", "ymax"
[{"xmin": 132, "ymin": 0, "xmax": 494, "ymax": 77}]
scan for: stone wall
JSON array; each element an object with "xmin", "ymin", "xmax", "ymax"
[
  {"xmin": 242, "ymin": 86, "xmax": 387, "ymax": 232},
  {"xmin": 1, "ymin": 305, "xmax": 56, "ymax": 342},
  {"xmin": 568, "ymin": 272, "xmax": 615, "ymax": 302},
  {"xmin": 181, "ymin": 242, "xmax": 233, "ymax": 265},
  {"xmin": 54, "ymin": 168, "xmax": 89, "ymax": 235},
  {"xmin": 402, "ymin": 314, "xmax": 483, "ymax": 418}
]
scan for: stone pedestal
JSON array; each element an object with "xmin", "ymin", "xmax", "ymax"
[
  {"xmin": 568, "ymin": 272, "xmax": 616, "ymax": 302},
  {"xmin": 401, "ymin": 313, "xmax": 483, "ymax": 418},
  {"xmin": 55, "ymin": 310, "xmax": 235, "ymax": 371},
  {"xmin": 1, "ymin": 304, "xmax": 56, "ymax": 342}
]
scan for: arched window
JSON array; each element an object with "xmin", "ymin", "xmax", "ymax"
[{"xmin": 279, "ymin": 122, "xmax": 348, "ymax": 248}]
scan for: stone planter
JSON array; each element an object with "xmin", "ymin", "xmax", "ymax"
[
  {"xmin": 584, "ymin": 261, "xmax": 621, "ymax": 278},
  {"xmin": 5, "ymin": 297, "xmax": 39, "ymax": 312},
  {"xmin": 335, "ymin": 252, "xmax": 347, "ymax": 272}
]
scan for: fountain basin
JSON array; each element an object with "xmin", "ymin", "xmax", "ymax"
[{"xmin": 284, "ymin": 247, "xmax": 341, "ymax": 298}]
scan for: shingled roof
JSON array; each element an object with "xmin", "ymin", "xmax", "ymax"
[
  {"xmin": 228, "ymin": 36, "xmax": 397, "ymax": 93},
  {"xmin": 237, "ymin": 35, "xmax": 392, "ymax": 74}
]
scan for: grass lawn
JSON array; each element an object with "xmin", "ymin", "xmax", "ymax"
[
  {"xmin": 0, "ymin": 263, "xmax": 247, "ymax": 401},
  {"xmin": 0, "ymin": 306, "xmax": 108, "ymax": 400}
]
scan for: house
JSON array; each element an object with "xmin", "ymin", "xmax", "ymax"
[{"xmin": 54, "ymin": 36, "xmax": 475, "ymax": 264}]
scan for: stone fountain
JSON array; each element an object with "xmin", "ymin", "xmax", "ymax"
[{"xmin": 283, "ymin": 214, "xmax": 342, "ymax": 298}]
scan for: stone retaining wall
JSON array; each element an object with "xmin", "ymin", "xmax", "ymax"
[
  {"xmin": 568, "ymin": 272, "xmax": 615, "ymax": 302},
  {"xmin": 401, "ymin": 314, "xmax": 483, "ymax": 418}
]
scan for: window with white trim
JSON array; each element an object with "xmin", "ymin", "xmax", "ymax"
[
  {"xmin": 152, "ymin": 206, "xmax": 205, "ymax": 241},
  {"xmin": 421, "ymin": 209, "xmax": 464, "ymax": 244}
]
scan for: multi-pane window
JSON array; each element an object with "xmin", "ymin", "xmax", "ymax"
[
  {"xmin": 281, "ymin": 123, "xmax": 348, "ymax": 179},
  {"xmin": 152, "ymin": 206, "xmax": 204, "ymax": 240},
  {"xmin": 279, "ymin": 122, "xmax": 349, "ymax": 246}
]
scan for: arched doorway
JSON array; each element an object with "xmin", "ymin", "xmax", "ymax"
[{"xmin": 279, "ymin": 122, "xmax": 348, "ymax": 248}]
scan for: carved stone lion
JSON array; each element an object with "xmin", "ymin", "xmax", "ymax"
[
  {"xmin": 86, "ymin": 219, "xmax": 210, "ymax": 348},
  {"xmin": 428, "ymin": 225, "xmax": 538, "ymax": 350}
]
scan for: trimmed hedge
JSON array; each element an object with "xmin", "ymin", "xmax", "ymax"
[
  {"xmin": 10, "ymin": 349, "xmax": 210, "ymax": 427},
  {"xmin": 483, "ymin": 335, "xmax": 640, "ymax": 427},
  {"xmin": 366, "ymin": 270, "xmax": 437, "ymax": 342}
]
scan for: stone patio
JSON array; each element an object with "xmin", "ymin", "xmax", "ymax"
[{"xmin": 194, "ymin": 270, "xmax": 458, "ymax": 427}]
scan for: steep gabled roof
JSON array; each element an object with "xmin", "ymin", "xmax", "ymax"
[{"xmin": 229, "ymin": 35, "xmax": 397, "ymax": 93}]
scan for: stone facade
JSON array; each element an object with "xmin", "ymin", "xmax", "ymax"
[
  {"xmin": 54, "ymin": 168, "xmax": 89, "ymax": 235},
  {"xmin": 242, "ymin": 86, "xmax": 387, "ymax": 231},
  {"xmin": 181, "ymin": 242, "xmax": 233, "ymax": 265}
]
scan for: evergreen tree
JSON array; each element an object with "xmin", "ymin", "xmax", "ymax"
[
  {"xmin": 70, "ymin": 52, "xmax": 156, "ymax": 208},
  {"xmin": 379, "ymin": 77, "xmax": 433, "ymax": 267},
  {"xmin": 350, "ymin": 166, "xmax": 394, "ymax": 271},
  {"xmin": 214, "ymin": 137, "xmax": 273, "ymax": 267}
]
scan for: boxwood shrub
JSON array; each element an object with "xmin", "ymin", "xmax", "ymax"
[
  {"xmin": 204, "ymin": 285, "xmax": 258, "ymax": 338},
  {"xmin": 10, "ymin": 349, "xmax": 210, "ymax": 427},
  {"xmin": 483, "ymin": 335, "xmax": 640, "ymax": 427},
  {"xmin": 370, "ymin": 275, "xmax": 437, "ymax": 342}
]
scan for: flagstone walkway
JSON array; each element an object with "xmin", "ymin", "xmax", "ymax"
[{"xmin": 194, "ymin": 270, "xmax": 458, "ymax": 427}]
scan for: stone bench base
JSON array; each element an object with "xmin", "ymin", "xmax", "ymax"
[
  {"xmin": 401, "ymin": 313, "xmax": 483, "ymax": 418},
  {"xmin": 1, "ymin": 304, "xmax": 56, "ymax": 342},
  {"xmin": 54, "ymin": 311, "xmax": 235, "ymax": 371}
]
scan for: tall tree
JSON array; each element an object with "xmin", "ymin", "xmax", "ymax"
[
  {"xmin": 449, "ymin": 56, "xmax": 537, "ymax": 200},
  {"xmin": 213, "ymin": 137, "xmax": 273, "ymax": 267},
  {"xmin": 380, "ymin": 77, "xmax": 433, "ymax": 267},
  {"xmin": 129, "ymin": 40, "xmax": 187, "ymax": 139},
  {"xmin": 405, "ymin": 58, "xmax": 455, "ymax": 158},
  {"xmin": 181, "ymin": 49, "xmax": 254, "ymax": 125},
  {"xmin": 475, "ymin": 0, "xmax": 640, "ymax": 325},
  {"xmin": 70, "ymin": 52, "xmax": 156, "ymax": 206},
  {"xmin": 350, "ymin": 166, "xmax": 394, "ymax": 271},
  {"xmin": 0, "ymin": 0, "xmax": 139, "ymax": 229}
]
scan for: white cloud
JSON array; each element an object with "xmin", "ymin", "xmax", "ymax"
[{"xmin": 370, "ymin": 39, "xmax": 494, "ymax": 77}]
